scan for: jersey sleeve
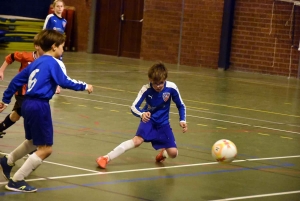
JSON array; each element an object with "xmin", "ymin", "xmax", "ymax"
[
  {"xmin": 43, "ymin": 14, "xmax": 52, "ymax": 30},
  {"xmin": 130, "ymin": 85, "xmax": 148, "ymax": 118},
  {"xmin": 2, "ymin": 66, "xmax": 30, "ymax": 104},
  {"xmin": 5, "ymin": 51, "xmax": 25, "ymax": 64},
  {"xmin": 51, "ymin": 60, "xmax": 87, "ymax": 91},
  {"xmin": 171, "ymin": 84, "xmax": 186, "ymax": 122}
]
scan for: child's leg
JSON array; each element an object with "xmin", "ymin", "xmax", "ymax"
[
  {"xmin": 12, "ymin": 145, "xmax": 52, "ymax": 181},
  {"xmin": 7, "ymin": 139, "xmax": 36, "ymax": 164},
  {"xmin": 106, "ymin": 139, "xmax": 136, "ymax": 161},
  {"xmin": 97, "ymin": 136, "xmax": 143, "ymax": 168}
]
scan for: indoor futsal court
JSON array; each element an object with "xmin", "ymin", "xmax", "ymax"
[{"xmin": 0, "ymin": 50, "xmax": 299, "ymax": 200}]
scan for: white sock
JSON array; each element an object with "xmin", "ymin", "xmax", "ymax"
[
  {"xmin": 12, "ymin": 153, "xmax": 42, "ymax": 181},
  {"xmin": 7, "ymin": 140, "xmax": 37, "ymax": 165},
  {"xmin": 163, "ymin": 150, "xmax": 169, "ymax": 158},
  {"xmin": 107, "ymin": 139, "xmax": 135, "ymax": 161}
]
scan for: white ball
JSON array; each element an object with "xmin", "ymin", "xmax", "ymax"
[{"xmin": 212, "ymin": 139, "xmax": 237, "ymax": 163}]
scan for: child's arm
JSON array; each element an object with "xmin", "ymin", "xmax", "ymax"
[{"xmin": 0, "ymin": 61, "xmax": 9, "ymax": 80}]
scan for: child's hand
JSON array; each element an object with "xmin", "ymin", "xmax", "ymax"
[
  {"xmin": 141, "ymin": 112, "xmax": 151, "ymax": 123},
  {"xmin": 87, "ymin": 84, "xmax": 93, "ymax": 94},
  {"xmin": 179, "ymin": 121, "xmax": 188, "ymax": 133},
  {"xmin": 0, "ymin": 102, "xmax": 7, "ymax": 112}
]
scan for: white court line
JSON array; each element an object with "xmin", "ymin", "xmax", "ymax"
[
  {"xmin": 209, "ymin": 190, "xmax": 300, "ymax": 201},
  {"xmin": 1, "ymin": 155, "xmax": 299, "ymax": 185}
]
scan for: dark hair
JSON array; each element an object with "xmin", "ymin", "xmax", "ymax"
[
  {"xmin": 36, "ymin": 30, "xmax": 65, "ymax": 52},
  {"xmin": 148, "ymin": 62, "xmax": 168, "ymax": 82}
]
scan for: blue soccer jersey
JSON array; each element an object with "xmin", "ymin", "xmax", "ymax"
[
  {"xmin": 131, "ymin": 81, "xmax": 186, "ymax": 125},
  {"xmin": 2, "ymin": 55, "xmax": 87, "ymax": 104},
  {"xmin": 43, "ymin": 13, "xmax": 67, "ymax": 34}
]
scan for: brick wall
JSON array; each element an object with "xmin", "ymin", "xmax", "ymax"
[
  {"xmin": 231, "ymin": 0, "xmax": 300, "ymax": 77},
  {"xmin": 140, "ymin": 0, "xmax": 183, "ymax": 64},
  {"xmin": 68, "ymin": 0, "xmax": 300, "ymax": 77},
  {"xmin": 180, "ymin": 0, "xmax": 224, "ymax": 68},
  {"xmin": 63, "ymin": 0, "xmax": 91, "ymax": 51},
  {"xmin": 141, "ymin": 0, "xmax": 224, "ymax": 68}
]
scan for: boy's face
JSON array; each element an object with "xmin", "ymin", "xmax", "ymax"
[
  {"xmin": 54, "ymin": 42, "xmax": 64, "ymax": 58},
  {"xmin": 150, "ymin": 79, "xmax": 165, "ymax": 92}
]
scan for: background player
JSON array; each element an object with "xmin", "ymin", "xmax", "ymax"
[
  {"xmin": 0, "ymin": 35, "xmax": 44, "ymax": 138},
  {"xmin": 0, "ymin": 30, "xmax": 93, "ymax": 192},
  {"xmin": 43, "ymin": 0, "xmax": 67, "ymax": 93}
]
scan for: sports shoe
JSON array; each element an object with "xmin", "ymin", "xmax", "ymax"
[
  {"xmin": 156, "ymin": 148, "xmax": 166, "ymax": 162},
  {"xmin": 0, "ymin": 155, "xmax": 14, "ymax": 180},
  {"xmin": 0, "ymin": 131, "xmax": 6, "ymax": 138},
  {"xmin": 96, "ymin": 156, "xmax": 108, "ymax": 169},
  {"xmin": 5, "ymin": 179, "xmax": 37, "ymax": 192}
]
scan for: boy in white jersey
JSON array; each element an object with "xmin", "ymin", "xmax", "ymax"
[
  {"xmin": 0, "ymin": 29, "xmax": 93, "ymax": 192},
  {"xmin": 96, "ymin": 62, "xmax": 187, "ymax": 169}
]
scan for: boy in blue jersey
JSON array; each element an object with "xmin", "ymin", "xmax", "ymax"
[
  {"xmin": 96, "ymin": 62, "xmax": 187, "ymax": 169},
  {"xmin": 0, "ymin": 29, "xmax": 93, "ymax": 192}
]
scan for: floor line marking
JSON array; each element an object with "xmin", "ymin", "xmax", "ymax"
[
  {"xmin": 0, "ymin": 155, "xmax": 299, "ymax": 185},
  {"xmin": 209, "ymin": 190, "xmax": 300, "ymax": 201}
]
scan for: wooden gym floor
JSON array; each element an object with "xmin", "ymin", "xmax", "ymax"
[{"xmin": 0, "ymin": 50, "xmax": 299, "ymax": 200}]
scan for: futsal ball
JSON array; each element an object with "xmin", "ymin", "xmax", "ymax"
[{"xmin": 211, "ymin": 139, "xmax": 237, "ymax": 163}]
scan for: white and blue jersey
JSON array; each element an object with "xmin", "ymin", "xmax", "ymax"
[
  {"xmin": 43, "ymin": 13, "xmax": 67, "ymax": 34},
  {"xmin": 131, "ymin": 81, "xmax": 186, "ymax": 126},
  {"xmin": 2, "ymin": 55, "xmax": 87, "ymax": 104}
]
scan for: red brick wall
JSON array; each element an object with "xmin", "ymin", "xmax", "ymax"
[
  {"xmin": 180, "ymin": 0, "xmax": 224, "ymax": 68},
  {"xmin": 69, "ymin": 0, "xmax": 300, "ymax": 77},
  {"xmin": 140, "ymin": 0, "xmax": 183, "ymax": 64},
  {"xmin": 141, "ymin": 0, "xmax": 224, "ymax": 68},
  {"xmin": 62, "ymin": 0, "xmax": 91, "ymax": 51},
  {"xmin": 231, "ymin": 0, "xmax": 300, "ymax": 77}
]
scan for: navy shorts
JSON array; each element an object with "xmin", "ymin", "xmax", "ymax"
[
  {"xmin": 22, "ymin": 97, "xmax": 53, "ymax": 146},
  {"xmin": 136, "ymin": 120, "xmax": 177, "ymax": 150}
]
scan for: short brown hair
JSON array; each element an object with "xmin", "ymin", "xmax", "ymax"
[
  {"xmin": 36, "ymin": 30, "xmax": 65, "ymax": 52},
  {"xmin": 148, "ymin": 62, "xmax": 168, "ymax": 82}
]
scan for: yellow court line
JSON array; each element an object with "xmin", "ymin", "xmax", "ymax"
[
  {"xmin": 258, "ymin": 133, "xmax": 270, "ymax": 136},
  {"xmin": 216, "ymin": 127, "xmax": 227, "ymax": 129},
  {"xmin": 127, "ymin": 112, "xmax": 132, "ymax": 114},
  {"xmin": 62, "ymin": 102, "xmax": 71, "ymax": 104},
  {"xmin": 78, "ymin": 105, "xmax": 87, "ymax": 107},
  {"xmin": 185, "ymin": 99, "xmax": 300, "ymax": 118},
  {"xmin": 280, "ymin": 136, "xmax": 293, "ymax": 140},
  {"xmin": 73, "ymin": 83, "xmax": 299, "ymax": 118},
  {"xmin": 197, "ymin": 124, "xmax": 207, "ymax": 127},
  {"xmin": 94, "ymin": 107, "xmax": 103, "ymax": 110},
  {"xmin": 110, "ymin": 110, "xmax": 119, "ymax": 112},
  {"xmin": 187, "ymin": 106, "xmax": 209, "ymax": 110}
]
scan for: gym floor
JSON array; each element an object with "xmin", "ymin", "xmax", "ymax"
[{"xmin": 0, "ymin": 50, "xmax": 299, "ymax": 200}]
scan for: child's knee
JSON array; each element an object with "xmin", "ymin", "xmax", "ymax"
[{"xmin": 167, "ymin": 149, "xmax": 178, "ymax": 158}]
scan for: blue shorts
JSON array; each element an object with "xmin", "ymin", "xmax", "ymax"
[
  {"xmin": 136, "ymin": 120, "xmax": 177, "ymax": 150},
  {"xmin": 22, "ymin": 97, "xmax": 53, "ymax": 146}
]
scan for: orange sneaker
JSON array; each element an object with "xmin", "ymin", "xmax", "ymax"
[
  {"xmin": 96, "ymin": 156, "xmax": 108, "ymax": 169},
  {"xmin": 156, "ymin": 149, "xmax": 166, "ymax": 162}
]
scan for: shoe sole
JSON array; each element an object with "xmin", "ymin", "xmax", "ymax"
[{"xmin": 5, "ymin": 185, "xmax": 37, "ymax": 192}]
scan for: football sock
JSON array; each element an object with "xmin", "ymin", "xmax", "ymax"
[
  {"xmin": 107, "ymin": 139, "xmax": 135, "ymax": 161},
  {"xmin": 7, "ymin": 140, "xmax": 37, "ymax": 165},
  {"xmin": 12, "ymin": 153, "xmax": 42, "ymax": 181},
  {"xmin": 163, "ymin": 150, "xmax": 169, "ymax": 158},
  {"xmin": 0, "ymin": 114, "xmax": 15, "ymax": 132}
]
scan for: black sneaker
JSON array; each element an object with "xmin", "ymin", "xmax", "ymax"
[
  {"xmin": 5, "ymin": 179, "xmax": 37, "ymax": 192},
  {"xmin": 0, "ymin": 155, "xmax": 14, "ymax": 180},
  {"xmin": 0, "ymin": 131, "xmax": 6, "ymax": 138}
]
